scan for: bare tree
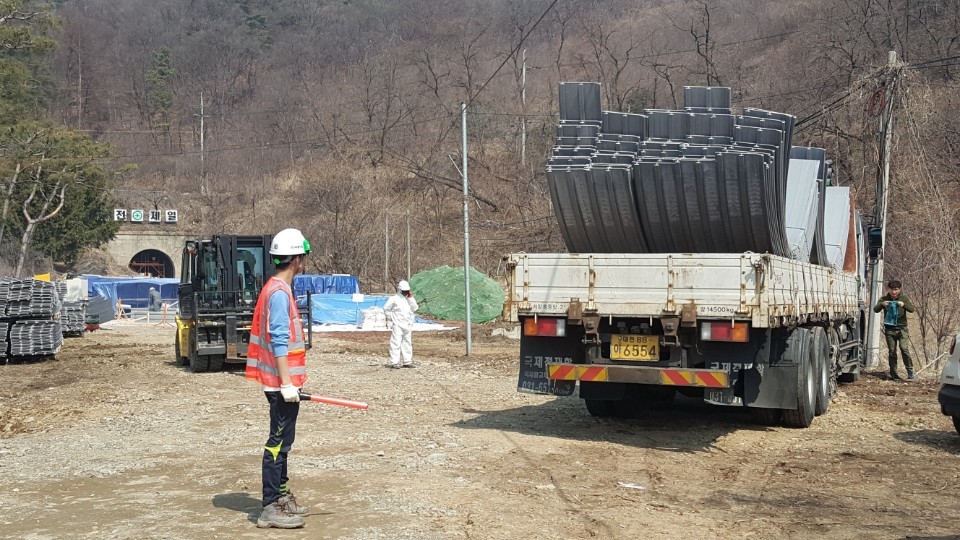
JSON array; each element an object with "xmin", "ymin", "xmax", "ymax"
[{"xmin": 15, "ymin": 163, "xmax": 72, "ymax": 277}]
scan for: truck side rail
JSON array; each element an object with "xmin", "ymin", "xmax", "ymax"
[{"xmin": 504, "ymin": 252, "xmax": 861, "ymax": 328}]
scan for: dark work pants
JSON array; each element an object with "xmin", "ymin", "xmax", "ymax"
[
  {"xmin": 884, "ymin": 326, "xmax": 914, "ymax": 373},
  {"xmin": 262, "ymin": 391, "xmax": 300, "ymax": 506}
]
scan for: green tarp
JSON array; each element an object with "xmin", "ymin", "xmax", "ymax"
[{"xmin": 410, "ymin": 266, "xmax": 504, "ymax": 323}]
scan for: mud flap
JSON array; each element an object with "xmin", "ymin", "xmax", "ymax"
[
  {"xmin": 744, "ymin": 328, "xmax": 801, "ymax": 409},
  {"xmin": 518, "ymin": 336, "xmax": 576, "ymax": 396}
]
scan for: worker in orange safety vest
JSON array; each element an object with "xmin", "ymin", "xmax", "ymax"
[{"xmin": 246, "ymin": 228, "xmax": 311, "ymax": 529}]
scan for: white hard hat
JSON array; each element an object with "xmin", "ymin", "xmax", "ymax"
[
  {"xmin": 149, "ymin": 287, "xmax": 155, "ymax": 291},
  {"xmin": 270, "ymin": 228, "xmax": 311, "ymax": 256},
  {"xmin": 398, "ymin": 280, "xmax": 410, "ymax": 291}
]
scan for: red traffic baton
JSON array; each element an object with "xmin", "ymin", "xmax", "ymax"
[{"xmin": 298, "ymin": 391, "xmax": 368, "ymax": 410}]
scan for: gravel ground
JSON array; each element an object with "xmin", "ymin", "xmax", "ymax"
[{"xmin": 1, "ymin": 321, "xmax": 959, "ymax": 539}]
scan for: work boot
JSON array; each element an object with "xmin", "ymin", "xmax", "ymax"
[
  {"xmin": 278, "ymin": 492, "xmax": 310, "ymax": 516},
  {"xmin": 889, "ymin": 371, "xmax": 902, "ymax": 381},
  {"xmin": 256, "ymin": 502, "xmax": 305, "ymax": 529},
  {"xmin": 907, "ymin": 370, "xmax": 916, "ymax": 380}
]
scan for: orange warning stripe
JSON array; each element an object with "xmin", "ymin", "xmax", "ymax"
[
  {"xmin": 547, "ymin": 364, "xmax": 727, "ymax": 388},
  {"xmin": 660, "ymin": 370, "xmax": 693, "ymax": 386},
  {"xmin": 548, "ymin": 364, "xmax": 577, "ymax": 381},
  {"xmin": 577, "ymin": 366, "xmax": 608, "ymax": 382},
  {"xmin": 695, "ymin": 371, "xmax": 727, "ymax": 388}
]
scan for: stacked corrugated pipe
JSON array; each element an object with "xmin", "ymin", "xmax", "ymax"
[{"xmin": 546, "ymin": 82, "xmax": 859, "ymax": 271}]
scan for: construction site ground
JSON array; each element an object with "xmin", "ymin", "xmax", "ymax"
[{"xmin": 1, "ymin": 322, "xmax": 959, "ymax": 540}]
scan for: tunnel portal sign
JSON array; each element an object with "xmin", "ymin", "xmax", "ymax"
[{"xmin": 114, "ymin": 209, "xmax": 179, "ymax": 224}]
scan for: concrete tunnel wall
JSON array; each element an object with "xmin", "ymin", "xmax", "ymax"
[{"xmin": 106, "ymin": 230, "xmax": 189, "ymax": 278}]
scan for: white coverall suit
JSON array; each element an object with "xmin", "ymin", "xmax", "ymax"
[{"xmin": 384, "ymin": 291, "xmax": 419, "ymax": 366}]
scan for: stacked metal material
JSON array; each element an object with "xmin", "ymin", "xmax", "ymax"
[
  {"xmin": 823, "ymin": 186, "xmax": 852, "ymax": 270},
  {"xmin": 61, "ymin": 303, "xmax": 86, "ymax": 336},
  {"xmin": 0, "ymin": 277, "xmax": 66, "ymax": 359},
  {"xmin": 790, "ymin": 147, "xmax": 830, "ymax": 265},
  {"xmin": 546, "ymin": 83, "xmax": 850, "ymax": 265},
  {"xmin": 9, "ymin": 319, "xmax": 63, "ymax": 357},
  {"xmin": 0, "ymin": 278, "xmax": 10, "ymax": 315},
  {"xmin": 4, "ymin": 279, "xmax": 60, "ymax": 318},
  {"xmin": 0, "ymin": 321, "xmax": 7, "ymax": 362},
  {"xmin": 56, "ymin": 281, "xmax": 85, "ymax": 337},
  {"xmin": 784, "ymin": 158, "xmax": 820, "ymax": 262}
]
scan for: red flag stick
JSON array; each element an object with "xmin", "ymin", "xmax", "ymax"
[{"xmin": 298, "ymin": 392, "xmax": 368, "ymax": 410}]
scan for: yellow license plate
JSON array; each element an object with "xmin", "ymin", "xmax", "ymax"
[{"xmin": 610, "ymin": 334, "xmax": 660, "ymax": 361}]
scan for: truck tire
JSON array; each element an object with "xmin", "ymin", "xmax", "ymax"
[
  {"xmin": 826, "ymin": 327, "xmax": 840, "ymax": 398},
  {"xmin": 954, "ymin": 416, "xmax": 960, "ymax": 435},
  {"xmin": 812, "ymin": 327, "xmax": 831, "ymax": 416},
  {"xmin": 749, "ymin": 407, "xmax": 781, "ymax": 426},
  {"xmin": 782, "ymin": 329, "xmax": 817, "ymax": 428},
  {"xmin": 584, "ymin": 399, "xmax": 616, "ymax": 417}
]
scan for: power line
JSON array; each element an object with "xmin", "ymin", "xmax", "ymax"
[
  {"xmin": 536, "ymin": 30, "xmax": 799, "ymax": 70},
  {"xmin": 103, "ymin": 113, "xmax": 456, "ymax": 160},
  {"xmin": 468, "ymin": 0, "xmax": 561, "ymax": 106},
  {"xmin": 905, "ymin": 54, "xmax": 960, "ymax": 68}
]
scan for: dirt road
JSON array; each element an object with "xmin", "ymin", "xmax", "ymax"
[{"xmin": 1, "ymin": 322, "xmax": 959, "ymax": 539}]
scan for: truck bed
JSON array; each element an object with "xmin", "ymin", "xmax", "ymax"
[{"xmin": 504, "ymin": 252, "xmax": 862, "ymax": 328}]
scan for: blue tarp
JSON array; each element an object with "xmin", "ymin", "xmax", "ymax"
[
  {"xmin": 84, "ymin": 276, "xmax": 179, "ymax": 308},
  {"xmin": 308, "ymin": 294, "xmax": 433, "ymax": 325},
  {"xmin": 294, "ymin": 274, "xmax": 359, "ymax": 295}
]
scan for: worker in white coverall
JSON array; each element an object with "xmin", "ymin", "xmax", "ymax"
[{"xmin": 383, "ymin": 280, "xmax": 419, "ymax": 368}]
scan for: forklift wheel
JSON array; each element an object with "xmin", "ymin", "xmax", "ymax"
[{"xmin": 174, "ymin": 335, "xmax": 189, "ymax": 367}]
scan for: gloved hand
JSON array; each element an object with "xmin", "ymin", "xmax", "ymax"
[{"xmin": 280, "ymin": 384, "xmax": 300, "ymax": 403}]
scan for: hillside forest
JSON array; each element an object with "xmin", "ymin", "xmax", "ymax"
[{"xmin": 0, "ymin": 0, "xmax": 958, "ymax": 359}]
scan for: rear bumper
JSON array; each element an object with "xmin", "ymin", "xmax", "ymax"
[
  {"xmin": 547, "ymin": 363, "xmax": 730, "ymax": 388},
  {"xmin": 939, "ymin": 384, "xmax": 960, "ymax": 417}
]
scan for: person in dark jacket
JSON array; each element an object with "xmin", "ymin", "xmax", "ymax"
[
  {"xmin": 873, "ymin": 279, "xmax": 916, "ymax": 380},
  {"xmin": 148, "ymin": 287, "xmax": 162, "ymax": 312}
]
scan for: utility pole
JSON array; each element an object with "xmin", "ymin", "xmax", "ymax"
[
  {"xmin": 865, "ymin": 50, "xmax": 901, "ymax": 369},
  {"xmin": 521, "ymin": 49, "xmax": 527, "ymax": 167},
  {"xmin": 406, "ymin": 212, "xmax": 411, "ymax": 280},
  {"xmin": 461, "ymin": 102, "xmax": 473, "ymax": 356},
  {"xmin": 77, "ymin": 35, "xmax": 82, "ymax": 130},
  {"xmin": 384, "ymin": 214, "xmax": 390, "ymax": 292},
  {"xmin": 195, "ymin": 92, "xmax": 208, "ymax": 195}
]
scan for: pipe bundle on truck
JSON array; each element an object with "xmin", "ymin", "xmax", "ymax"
[{"xmin": 505, "ymin": 83, "xmax": 866, "ymax": 428}]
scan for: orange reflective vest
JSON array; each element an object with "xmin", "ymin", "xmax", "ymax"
[{"xmin": 245, "ymin": 277, "xmax": 307, "ymax": 388}]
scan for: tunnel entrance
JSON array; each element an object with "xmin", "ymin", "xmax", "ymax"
[{"xmin": 129, "ymin": 249, "xmax": 175, "ymax": 278}]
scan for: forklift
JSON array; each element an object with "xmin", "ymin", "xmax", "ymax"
[{"xmin": 174, "ymin": 235, "xmax": 312, "ymax": 372}]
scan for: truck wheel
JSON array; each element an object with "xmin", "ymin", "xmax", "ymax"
[
  {"xmin": 812, "ymin": 327, "xmax": 831, "ymax": 416},
  {"xmin": 953, "ymin": 416, "xmax": 960, "ymax": 435},
  {"xmin": 584, "ymin": 399, "xmax": 616, "ymax": 417},
  {"xmin": 826, "ymin": 327, "xmax": 840, "ymax": 398},
  {"xmin": 749, "ymin": 407, "xmax": 781, "ymax": 426},
  {"xmin": 783, "ymin": 329, "xmax": 817, "ymax": 428}
]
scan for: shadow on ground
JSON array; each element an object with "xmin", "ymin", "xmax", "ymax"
[
  {"xmin": 452, "ymin": 394, "xmax": 772, "ymax": 453},
  {"xmin": 894, "ymin": 429, "xmax": 960, "ymax": 453},
  {"xmin": 212, "ymin": 491, "xmax": 261, "ymax": 524}
]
